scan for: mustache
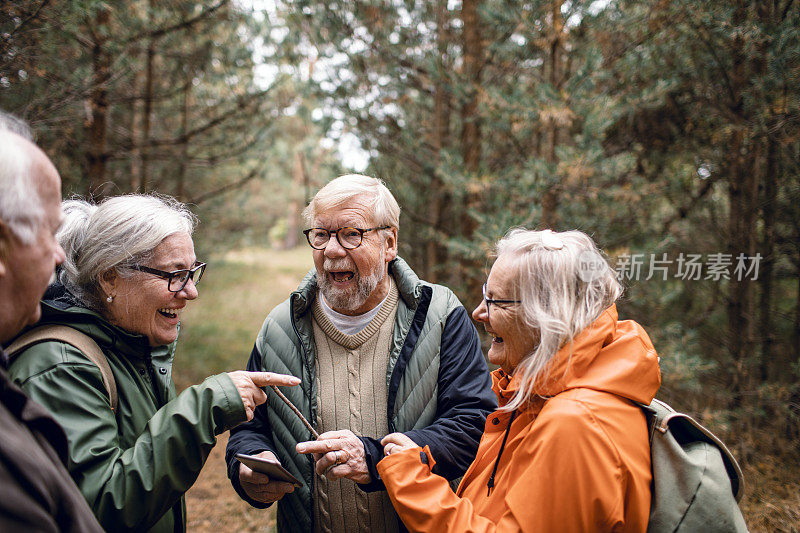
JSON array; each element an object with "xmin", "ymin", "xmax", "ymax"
[{"xmin": 323, "ymin": 259, "xmax": 356, "ymax": 272}]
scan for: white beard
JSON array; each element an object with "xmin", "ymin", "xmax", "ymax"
[{"xmin": 318, "ymin": 247, "xmax": 386, "ymax": 313}]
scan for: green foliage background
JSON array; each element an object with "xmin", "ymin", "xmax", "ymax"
[{"xmin": 2, "ymin": 0, "xmax": 799, "ymax": 529}]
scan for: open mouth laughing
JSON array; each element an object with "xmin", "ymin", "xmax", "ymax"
[
  {"xmin": 486, "ymin": 328, "xmax": 504, "ymax": 344},
  {"xmin": 330, "ymin": 271, "xmax": 355, "ymax": 283},
  {"xmin": 157, "ymin": 307, "xmax": 181, "ymax": 319}
]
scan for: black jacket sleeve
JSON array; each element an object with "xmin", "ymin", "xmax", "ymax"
[
  {"xmin": 225, "ymin": 344, "xmax": 277, "ymax": 509},
  {"xmin": 358, "ymin": 305, "xmax": 497, "ymax": 492}
]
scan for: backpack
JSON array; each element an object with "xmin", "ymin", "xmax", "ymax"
[
  {"xmin": 641, "ymin": 398, "xmax": 748, "ymax": 532},
  {"xmin": 6, "ymin": 325, "xmax": 118, "ymax": 412}
]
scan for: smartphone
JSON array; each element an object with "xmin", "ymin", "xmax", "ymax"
[{"xmin": 235, "ymin": 453, "xmax": 303, "ymax": 488}]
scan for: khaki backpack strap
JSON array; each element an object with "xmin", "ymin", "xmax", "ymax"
[{"xmin": 7, "ymin": 325, "xmax": 118, "ymax": 412}]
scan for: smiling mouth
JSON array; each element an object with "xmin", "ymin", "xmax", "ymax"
[
  {"xmin": 330, "ymin": 271, "xmax": 354, "ymax": 282},
  {"xmin": 486, "ymin": 330, "xmax": 504, "ymax": 343},
  {"xmin": 158, "ymin": 308, "xmax": 180, "ymax": 319}
]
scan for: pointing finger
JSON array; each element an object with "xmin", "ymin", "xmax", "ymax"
[{"xmin": 247, "ymin": 372, "xmax": 301, "ymax": 388}]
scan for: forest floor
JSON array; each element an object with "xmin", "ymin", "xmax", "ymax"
[{"xmin": 175, "ymin": 247, "xmax": 797, "ymax": 532}]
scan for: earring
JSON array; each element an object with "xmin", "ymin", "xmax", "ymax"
[{"xmin": 106, "ymin": 295, "xmax": 114, "ymax": 303}]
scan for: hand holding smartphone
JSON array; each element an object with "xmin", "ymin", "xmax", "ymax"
[{"xmin": 235, "ymin": 453, "xmax": 303, "ymax": 488}]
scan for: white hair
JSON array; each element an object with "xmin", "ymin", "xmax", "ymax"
[
  {"xmin": 0, "ymin": 114, "xmax": 44, "ymax": 245},
  {"xmin": 495, "ymin": 228, "xmax": 622, "ymax": 412},
  {"xmin": 302, "ymin": 174, "xmax": 401, "ymax": 230},
  {"xmin": 58, "ymin": 194, "xmax": 197, "ymax": 309}
]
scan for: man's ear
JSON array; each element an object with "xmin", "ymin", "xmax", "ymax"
[
  {"xmin": 384, "ymin": 227, "xmax": 398, "ymax": 262},
  {"xmin": 0, "ymin": 219, "xmax": 12, "ymax": 277}
]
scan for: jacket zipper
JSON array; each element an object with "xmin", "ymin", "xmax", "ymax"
[{"xmin": 289, "ymin": 294, "xmax": 317, "ymax": 533}]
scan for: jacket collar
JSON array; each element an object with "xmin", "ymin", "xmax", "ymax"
[{"xmin": 492, "ymin": 304, "xmax": 661, "ymax": 409}]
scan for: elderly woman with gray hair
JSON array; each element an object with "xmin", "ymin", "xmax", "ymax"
[
  {"xmin": 7, "ymin": 194, "xmax": 299, "ymax": 533},
  {"xmin": 378, "ymin": 229, "xmax": 661, "ymax": 532}
]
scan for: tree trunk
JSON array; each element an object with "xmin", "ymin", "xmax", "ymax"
[
  {"xmin": 725, "ymin": 0, "xmax": 757, "ymax": 409},
  {"xmin": 759, "ymin": 137, "xmax": 777, "ymax": 380},
  {"xmin": 176, "ymin": 76, "xmax": 191, "ymax": 201},
  {"xmin": 425, "ymin": 0, "xmax": 451, "ymax": 283},
  {"xmin": 456, "ymin": 0, "xmax": 484, "ymax": 293},
  {"xmin": 129, "ymin": 64, "xmax": 144, "ymax": 192},
  {"xmin": 541, "ymin": 0, "xmax": 564, "ymax": 229},
  {"xmin": 141, "ymin": 0, "xmax": 157, "ymax": 192},
  {"xmin": 460, "ymin": 0, "xmax": 482, "ymax": 173},
  {"xmin": 86, "ymin": 5, "xmax": 111, "ymax": 198},
  {"xmin": 285, "ymin": 151, "xmax": 306, "ymax": 249},
  {"xmin": 794, "ymin": 267, "xmax": 800, "ymax": 358},
  {"xmin": 726, "ymin": 132, "xmax": 758, "ymax": 408}
]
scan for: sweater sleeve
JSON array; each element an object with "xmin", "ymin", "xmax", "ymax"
[{"xmin": 11, "ymin": 343, "xmax": 246, "ymax": 533}]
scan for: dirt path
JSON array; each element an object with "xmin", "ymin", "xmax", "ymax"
[{"xmin": 186, "ymin": 432, "xmax": 276, "ymax": 532}]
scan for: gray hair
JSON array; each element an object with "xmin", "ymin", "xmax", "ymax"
[
  {"xmin": 58, "ymin": 194, "xmax": 197, "ymax": 310},
  {"xmin": 0, "ymin": 110, "xmax": 34, "ymax": 140},
  {"xmin": 0, "ymin": 112, "xmax": 43, "ymax": 244},
  {"xmin": 302, "ymin": 174, "xmax": 401, "ymax": 230},
  {"xmin": 494, "ymin": 228, "xmax": 622, "ymax": 412}
]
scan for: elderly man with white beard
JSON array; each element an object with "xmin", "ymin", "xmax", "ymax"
[{"xmin": 225, "ymin": 174, "xmax": 496, "ymax": 533}]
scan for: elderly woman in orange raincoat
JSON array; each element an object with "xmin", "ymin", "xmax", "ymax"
[{"xmin": 378, "ymin": 228, "xmax": 661, "ymax": 532}]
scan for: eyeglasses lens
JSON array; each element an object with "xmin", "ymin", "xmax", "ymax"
[
  {"xmin": 307, "ymin": 228, "xmax": 363, "ymax": 250},
  {"xmin": 482, "ymin": 284, "xmax": 491, "ymax": 320},
  {"xmin": 308, "ymin": 229, "xmax": 329, "ymax": 249},
  {"xmin": 168, "ymin": 264, "xmax": 204, "ymax": 292},
  {"xmin": 338, "ymin": 228, "xmax": 362, "ymax": 249},
  {"xmin": 193, "ymin": 264, "xmax": 205, "ymax": 285}
]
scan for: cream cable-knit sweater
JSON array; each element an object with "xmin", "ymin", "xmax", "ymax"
[{"xmin": 310, "ymin": 279, "xmax": 401, "ymax": 533}]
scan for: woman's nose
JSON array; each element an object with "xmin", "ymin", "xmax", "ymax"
[
  {"xmin": 178, "ymin": 278, "xmax": 199, "ymax": 300},
  {"xmin": 472, "ymin": 300, "xmax": 488, "ymax": 323}
]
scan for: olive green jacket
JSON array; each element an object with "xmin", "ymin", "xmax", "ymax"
[{"xmin": 8, "ymin": 287, "xmax": 247, "ymax": 533}]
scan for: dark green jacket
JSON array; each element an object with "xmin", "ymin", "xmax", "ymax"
[
  {"xmin": 7, "ymin": 286, "xmax": 247, "ymax": 533},
  {"xmin": 226, "ymin": 257, "xmax": 496, "ymax": 532}
]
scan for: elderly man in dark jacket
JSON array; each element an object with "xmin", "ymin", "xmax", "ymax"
[
  {"xmin": 0, "ymin": 113, "xmax": 103, "ymax": 532},
  {"xmin": 226, "ymin": 174, "xmax": 496, "ymax": 533}
]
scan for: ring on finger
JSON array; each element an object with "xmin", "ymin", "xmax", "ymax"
[{"xmin": 334, "ymin": 450, "xmax": 341, "ymax": 466}]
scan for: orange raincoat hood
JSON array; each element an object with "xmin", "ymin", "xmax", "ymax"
[{"xmin": 494, "ymin": 304, "xmax": 660, "ymax": 409}]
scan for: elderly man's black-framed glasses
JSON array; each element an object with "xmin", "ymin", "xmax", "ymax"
[
  {"xmin": 482, "ymin": 283, "xmax": 521, "ymax": 320},
  {"xmin": 303, "ymin": 226, "xmax": 390, "ymax": 250},
  {"xmin": 131, "ymin": 262, "xmax": 206, "ymax": 292}
]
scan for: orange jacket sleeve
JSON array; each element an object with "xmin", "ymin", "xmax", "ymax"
[
  {"xmin": 378, "ymin": 446, "xmax": 523, "ymax": 532},
  {"xmin": 378, "ymin": 397, "xmax": 645, "ymax": 532}
]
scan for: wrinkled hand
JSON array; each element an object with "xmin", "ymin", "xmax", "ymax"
[
  {"xmin": 226, "ymin": 371, "xmax": 300, "ymax": 421},
  {"xmin": 381, "ymin": 432, "xmax": 418, "ymax": 456},
  {"xmin": 296, "ymin": 430, "xmax": 370, "ymax": 483},
  {"xmin": 237, "ymin": 450, "xmax": 296, "ymax": 504}
]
